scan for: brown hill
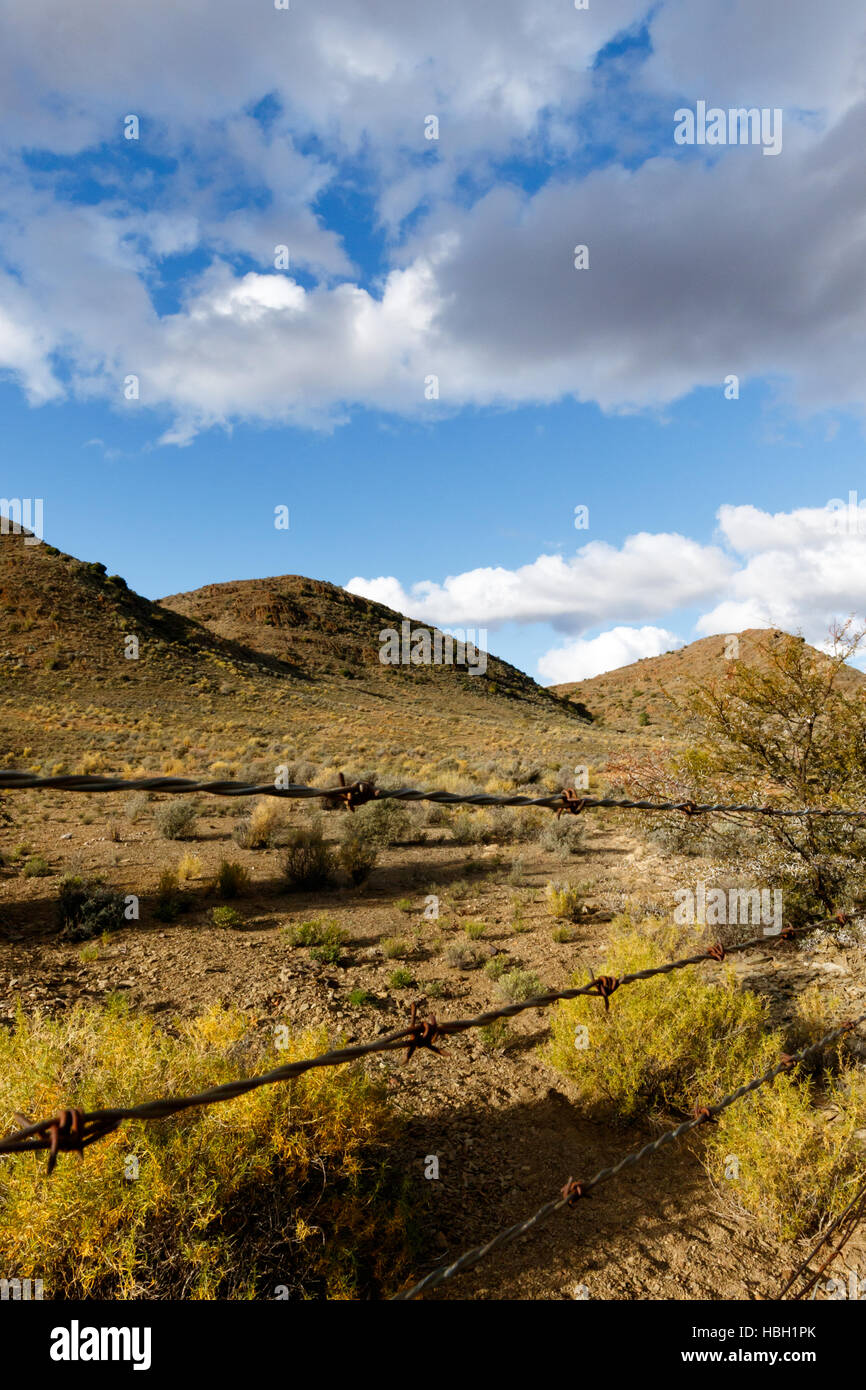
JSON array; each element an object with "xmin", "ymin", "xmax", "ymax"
[
  {"xmin": 550, "ymin": 628, "xmax": 866, "ymax": 733},
  {"xmin": 158, "ymin": 574, "xmax": 554, "ymax": 709},
  {"xmin": 0, "ymin": 527, "xmax": 292, "ymax": 682},
  {"xmin": 1, "ymin": 529, "xmax": 592, "ymax": 783}
]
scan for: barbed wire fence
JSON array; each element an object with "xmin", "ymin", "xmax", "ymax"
[
  {"xmin": 2, "ymin": 767, "xmax": 866, "ymax": 1298},
  {"xmin": 5, "ymin": 768, "xmax": 866, "ymax": 819}
]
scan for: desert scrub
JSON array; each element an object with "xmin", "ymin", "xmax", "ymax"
[
  {"xmin": 539, "ymin": 817, "xmax": 584, "ymax": 858},
  {"xmin": 123, "ymin": 793, "xmax": 149, "ymax": 822},
  {"xmin": 703, "ymin": 1060, "xmax": 866, "ymax": 1241},
  {"xmin": 464, "ymin": 920, "xmax": 486, "ymax": 940},
  {"xmin": 338, "ymin": 818, "xmax": 378, "ymax": 885},
  {"xmin": 285, "ymin": 918, "xmax": 346, "ymax": 951},
  {"xmin": 0, "ymin": 1002, "xmax": 411, "ymax": 1298},
  {"xmin": 233, "ymin": 799, "xmax": 283, "ymax": 850},
  {"xmin": 21, "ymin": 854, "xmax": 50, "ymax": 878},
  {"xmin": 449, "ymin": 811, "xmax": 486, "ymax": 846},
  {"xmin": 388, "ymin": 968, "xmax": 416, "ymax": 989},
  {"xmin": 381, "ymin": 936, "xmax": 411, "ymax": 960},
  {"xmin": 153, "ymin": 869, "xmax": 191, "ymax": 923},
  {"xmin": 176, "ymin": 852, "xmax": 203, "ymax": 885},
  {"xmin": 497, "ymin": 969, "xmax": 543, "ymax": 1003},
  {"xmin": 545, "ymin": 881, "xmax": 585, "ymax": 922},
  {"xmin": 483, "ymin": 954, "xmax": 508, "ymax": 981},
  {"xmin": 57, "ymin": 875, "xmax": 127, "ymax": 942},
  {"xmin": 212, "ymin": 905, "xmax": 244, "ymax": 929},
  {"xmin": 445, "ymin": 943, "xmax": 487, "ymax": 971},
  {"xmin": 154, "ymin": 800, "xmax": 198, "ymax": 841},
  {"xmin": 545, "ymin": 921, "xmax": 777, "ymax": 1124},
  {"xmin": 507, "ymin": 858, "xmax": 526, "ymax": 887},
  {"xmin": 354, "ymin": 797, "xmax": 410, "ymax": 848},
  {"xmin": 479, "ymin": 1019, "xmax": 513, "ymax": 1051},
  {"xmin": 215, "ymin": 859, "xmax": 250, "ymax": 899},
  {"xmin": 282, "ymin": 824, "xmax": 335, "ymax": 891}
]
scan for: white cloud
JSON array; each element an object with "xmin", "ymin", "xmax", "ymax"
[
  {"xmin": 2, "ymin": 3, "xmax": 866, "ymax": 436},
  {"xmin": 353, "ymin": 500, "xmax": 866, "ymax": 679},
  {"xmin": 347, "ymin": 532, "xmax": 733, "ymax": 630},
  {"xmin": 537, "ymin": 626, "xmax": 682, "ymax": 684},
  {"xmin": 697, "ymin": 501, "xmax": 866, "ymax": 636}
]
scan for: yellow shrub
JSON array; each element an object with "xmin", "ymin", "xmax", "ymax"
[
  {"xmin": 0, "ymin": 1002, "xmax": 410, "ymax": 1299},
  {"xmin": 705, "ymin": 1064, "xmax": 866, "ymax": 1240},
  {"xmin": 545, "ymin": 919, "xmax": 777, "ymax": 1122}
]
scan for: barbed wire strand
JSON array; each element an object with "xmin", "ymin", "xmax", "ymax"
[
  {"xmin": 777, "ymin": 1173, "xmax": 866, "ymax": 1300},
  {"xmin": 3, "ymin": 769, "xmax": 866, "ymax": 819},
  {"xmin": 392, "ymin": 1010, "xmax": 866, "ymax": 1300},
  {"xmin": 0, "ymin": 915, "xmax": 839, "ymax": 1169}
]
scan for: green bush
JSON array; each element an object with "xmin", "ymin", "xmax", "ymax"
[
  {"xmin": 285, "ymin": 918, "xmax": 345, "ymax": 951},
  {"xmin": 497, "ymin": 969, "xmax": 542, "ymax": 1003},
  {"xmin": 545, "ymin": 881, "xmax": 585, "ymax": 921},
  {"xmin": 212, "ymin": 905, "xmax": 244, "ymax": 929},
  {"xmin": 705, "ymin": 1061, "xmax": 866, "ymax": 1240},
  {"xmin": 355, "ymin": 798, "xmax": 410, "ymax": 848},
  {"xmin": 153, "ymin": 869, "xmax": 190, "ymax": 922},
  {"xmin": 216, "ymin": 860, "xmax": 251, "ymax": 899},
  {"xmin": 539, "ymin": 817, "xmax": 584, "ymax": 859},
  {"xmin": 22, "ymin": 854, "xmax": 50, "ymax": 878},
  {"xmin": 338, "ymin": 819, "xmax": 378, "ymax": 885},
  {"xmin": 445, "ymin": 943, "xmax": 487, "ymax": 971},
  {"xmin": 450, "ymin": 811, "xmax": 486, "ymax": 846},
  {"xmin": 381, "ymin": 937, "xmax": 410, "ymax": 960}
]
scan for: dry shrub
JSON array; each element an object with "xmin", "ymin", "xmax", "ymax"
[
  {"xmin": 282, "ymin": 823, "xmax": 335, "ymax": 891},
  {"xmin": 233, "ymin": 799, "xmax": 283, "ymax": 850}
]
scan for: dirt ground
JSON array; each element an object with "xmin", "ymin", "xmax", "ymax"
[{"xmin": 2, "ymin": 796, "xmax": 866, "ymax": 1301}]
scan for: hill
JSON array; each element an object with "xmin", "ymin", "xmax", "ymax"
[
  {"xmin": 158, "ymin": 574, "xmax": 552, "ymax": 708},
  {"xmin": 0, "ymin": 529, "xmax": 592, "ymax": 787},
  {"xmin": 550, "ymin": 629, "xmax": 866, "ymax": 734}
]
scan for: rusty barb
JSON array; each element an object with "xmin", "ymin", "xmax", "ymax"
[
  {"xmin": 404, "ymin": 1002, "xmax": 445, "ymax": 1063},
  {"xmin": 586, "ymin": 974, "xmax": 620, "ymax": 1011},
  {"xmin": 0, "ymin": 912, "xmax": 841, "ymax": 1175},
  {"xmin": 321, "ymin": 771, "xmax": 379, "ymax": 812},
  {"xmin": 8, "ymin": 1108, "xmax": 120, "ymax": 1175}
]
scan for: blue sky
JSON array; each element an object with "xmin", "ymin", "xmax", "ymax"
[{"xmin": 2, "ymin": 1, "xmax": 866, "ymax": 681}]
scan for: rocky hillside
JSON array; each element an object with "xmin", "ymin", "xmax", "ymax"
[{"xmin": 551, "ymin": 629, "xmax": 866, "ymax": 733}]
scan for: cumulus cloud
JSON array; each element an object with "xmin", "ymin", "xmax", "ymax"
[
  {"xmin": 346, "ymin": 532, "xmax": 733, "ymax": 630},
  {"xmin": 351, "ymin": 499, "xmax": 866, "ymax": 679},
  {"xmin": 537, "ymin": 626, "xmax": 682, "ymax": 684},
  {"xmin": 0, "ymin": 3, "xmax": 865, "ymax": 436},
  {"xmin": 697, "ymin": 501, "xmax": 866, "ymax": 637}
]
